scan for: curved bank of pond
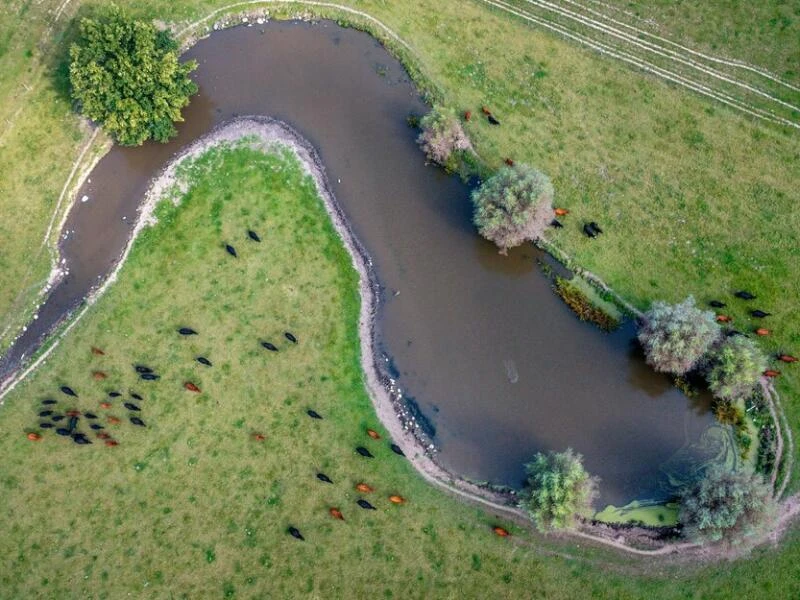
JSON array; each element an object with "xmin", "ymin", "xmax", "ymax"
[{"xmin": 0, "ymin": 20, "xmax": 725, "ymax": 509}]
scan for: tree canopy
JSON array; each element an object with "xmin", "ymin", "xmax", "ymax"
[
  {"xmin": 637, "ymin": 296, "xmax": 721, "ymax": 375},
  {"xmin": 69, "ymin": 5, "xmax": 198, "ymax": 146},
  {"xmin": 706, "ymin": 336, "xmax": 768, "ymax": 402},
  {"xmin": 679, "ymin": 467, "xmax": 774, "ymax": 543},
  {"xmin": 520, "ymin": 448, "xmax": 597, "ymax": 531},
  {"xmin": 471, "ymin": 164, "xmax": 553, "ymax": 254}
]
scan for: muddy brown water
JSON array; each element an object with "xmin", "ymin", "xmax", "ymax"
[{"xmin": 1, "ymin": 21, "xmax": 717, "ymax": 506}]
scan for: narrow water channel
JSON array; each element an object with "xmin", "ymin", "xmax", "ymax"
[{"xmin": 1, "ymin": 21, "xmax": 719, "ymax": 506}]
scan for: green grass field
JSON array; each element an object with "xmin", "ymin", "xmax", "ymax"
[
  {"xmin": 1, "ymin": 0, "xmax": 800, "ymax": 596},
  {"xmin": 1, "ymin": 141, "xmax": 799, "ymax": 598}
]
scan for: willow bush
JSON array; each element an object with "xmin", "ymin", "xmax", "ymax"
[
  {"xmin": 416, "ymin": 108, "xmax": 473, "ymax": 171},
  {"xmin": 706, "ymin": 336, "xmax": 768, "ymax": 402},
  {"xmin": 471, "ymin": 164, "xmax": 554, "ymax": 254},
  {"xmin": 679, "ymin": 467, "xmax": 774, "ymax": 543},
  {"xmin": 520, "ymin": 448, "xmax": 598, "ymax": 531},
  {"xmin": 637, "ymin": 296, "xmax": 721, "ymax": 375}
]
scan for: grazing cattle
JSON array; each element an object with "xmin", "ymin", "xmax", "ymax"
[
  {"xmin": 92, "ymin": 371, "xmax": 107, "ymax": 381},
  {"xmin": 357, "ymin": 499, "xmax": 376, "ymax": 510},
  {"xmin": 307, "ymin": 409, "xmax": 323, "ymax": 420},
  {"xmin": 709, "ymin": 300, "xmax": 726, "ymax": 308},
  {"xmin": 464, "ymin": 110, "xmax": 471, "ymax": 121},
  {"xmin": 329, "ymin": 507, "xmax": 345, "ymax": 521},
  {"xmin": 284, "ymin": 332, "xmax": 297, "ymax": 344},
  {"xmin": 554, "ymin": 208, "xmax": 570, "ymax": 217},
  {"xmin": 225, "ymin": 244, "xmax": 238, "ymax": 258},
  {"xmin": 367, "ymin": 429, "xmax": 381, "ymax": 440},
  {"xmin": 56, "ymin": 428, "xmax": 71, "ymax": 436},
  {"xmin": 41, "ymin": 399, "xmax": 57, "ymax": 405},
  {"xmin": 253, "ymin": 433, "xmax": 266, "ymax": 441},
  {"xmin": 481, "ymin": 106, "xmax": 492, "ymax": 115},
  {"xmin": 108, "ymin": 392, "xmax": 122, "ymax": 397},
  {"xmin": 178, "ymin": 327, "xmax": 198, "ymax": 335},
  {"xmin": 356, "ymin": 447, "xmax": 374, "ymax": 458},
  {"xmin": 66, "ymin": 410, "xmax": 81, "ymax": 417},
  {"xmin": 716, "ymin": 315, "xmax": 732, "ymax": 323},
  {"xmin": 51, "ymin": 415, "xmax": 65, "ymax": 422},
  {"xmin": 68, "ymin": 416, "xmax": 79, "ymax": 431},
  {"xmin": 734, "ymin": 291, "xmax": 756, "ymax": 300},
  {"xmin": 316, "ymin": 473, "xmax": 333, "ymax": 484},
  {"xmin": 488, "ymin": 114, "xmax": 500, "ymax": 125},
  {"xmin": 100, "ymin": 402, "xmax": 112, "ymax": 409},
  {"xmin": 135, "ymin": 365, "xmax": 154, "ymax": 374},
  {"xmin": 778, "ymin": 355, "xmax": 798, "ymax": 363},
  {"xmin": 197, "ymin": 357, "xmax": 213, "ymax": 366},
  {"xmin": 131, "ymin": 393, "xmax": 143, "ymax": 401},
  {"xmin": 288, "ymin": 527, "xmax": 304, "ymax": 541},
  {"xmin": 388, "ymin": 495, "xmax": 406, "ymax": 504},
  {"xmin": 588, "ymin": 222, "xmax": 603, "ymax": 234},
  {"xmin": 583, "ymin": 223, "xmax": 597, "ymax": 238},
  {"xmin": 184, "ymin": 382, "xmax": 201, "ymax": 393},
  {"xmin": 248, "ymin": 230, "xmax": 261, "ymax": 242},
  {"xmin": 504, "ymin": 158, "xmax": 514, "ymax": 166},
  {"xmin": 124, "ymin": 403, "xmax": 141, "ymax": 411},
  {"xmin": 751, "ymin": 310, "xmax": 771, "ymax": 318},
  {"xmin": 72, "ymin": 434, "xmax": 91, "ymax": 445},
  {"xmin": 91, "ymin": 346, "xmax": 105, "ymax": 355},
  {"xmin": 38, "ymin": 410, "xmax": 53, "ymax": 417},
  {"xmin": 261, "ymin": 341, "xmax": 278, "ymax": 352},
  {"xmin": 40, "ymin": 423, "xmax": 54, "ymax": 429},
  {"xmin": 550, "ymin": 219, "xmax": 564, "ymax": 229},
  {"xmin": 60, "ymin": 386, "xmax": 77, "ymax": 397},
  {"xmin": 493, "ymin": 526, "xmax": 510, "ymax": 537},
  {"xmin": 390, "ymin": 444, "xmax": 406, "ymax": 457},
  {"xmin": 107, "ymin": 416, "xmax": 121, "ymax": 425},
  {"xmin": 27, "ymin": 432, "xmax": 42, "ymax": 441},
  {"xmin": 130, "ymin": 417, "xmax": 146, "ymax": 427},
  {"xmin": 90, "ymin": 423, "xmax": 104, "ymax": 430},
  {"xmin": 84, "ymin": 412, "xmax": 98, "ymax": 419},
  {"xmin": 355, "ymin": 483, "xmax": 374, "ymax": 493},
  {"xmin": 96, "ymin": 432, "xmax": 111, "ymax": 440},
  {"xmin": 756, "ymin": 328, "xmax": 771, "ymax": 336},
  {"xmin": 764, "ymin": 370, "xmax": 781, "ymax": 378},
  {"xmin": 140, "ymin": 373, "xmax": 159, "ymax": 381},
  {"xmin": 105, "ymin": 440, "xmax": 119, "ymax": 447}
]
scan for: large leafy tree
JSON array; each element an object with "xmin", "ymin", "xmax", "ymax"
[
  {"xmin": 471, "ymin": 164, "xmax": 554, "ymax": 254},
  {"xmin": 69, "ymin": 5, "xmax": 198, "ymax": 146},
  {"xmin": 520, "ymin": 448, "xmax": 598, "ymax": 531},
  {"xmin": 637, "ymin": 296, "xmax": 721, "ymax": 375},
  {"xmin": 679, "ymin": 467, "xmax": 774, "ymax": 543}
]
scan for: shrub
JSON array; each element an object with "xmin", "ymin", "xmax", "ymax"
[
  {"xmin": 416, "ymin": 109, "xmax": 472, "ymax": 170},
  {"xmin": 69, "ymin": 5, "xmax": 198, "ymax": 146},
  {"xmin": 471, "ymin": 164, "xmax": 554, "ymax": 254},
  {"xmin": 637, "ymin": 296, "xmax": 720, "ymax": 375},
  {"xmin": 706, "ymin": 336, "xmax": 768, "ymax": 402},
  {"xmin": 678, "ymin": 467, "xmax": 774, "ymax": 543},
  {"xmin": 520, "ymin": 448, "xmax": 598, "ymax": 531}
]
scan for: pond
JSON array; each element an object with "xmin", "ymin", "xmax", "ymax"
[{"xmin": 0, "ymin": 20, "xmax": 725, "ymax": 507}]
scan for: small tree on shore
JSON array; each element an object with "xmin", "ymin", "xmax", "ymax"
[
  {"xmin": 520, "ymin": 448, "xmax": 598, "ymax": 531},
  {"xmin": 706, "ymin": 336, "xmax": 768, "ymax": 402},
  {"xmin": 471, "ymin": 164, "xmax": 554, "ymax": 254},
  {"xmin": 416, "ymin": 108, "xmax": 472, "ymax": 170},
  {"xmin": 69, "ymin": 5, "xmax": 198, "ymax": 146},
  {"xmin": 637, "ymin": 296, "xmax": 721, "ymax": 375},
  {"xmin": 679, "ymin": 467, "xmax": 774, "ymax": 544}
]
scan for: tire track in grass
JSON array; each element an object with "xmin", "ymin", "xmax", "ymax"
[
  {"xmin": 515, "ymin": 0, "xmax": 800, "ymax": 114},
  {"xmin": 478, "ymin": 0, "xmax": 800, "ymax": 130}
]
